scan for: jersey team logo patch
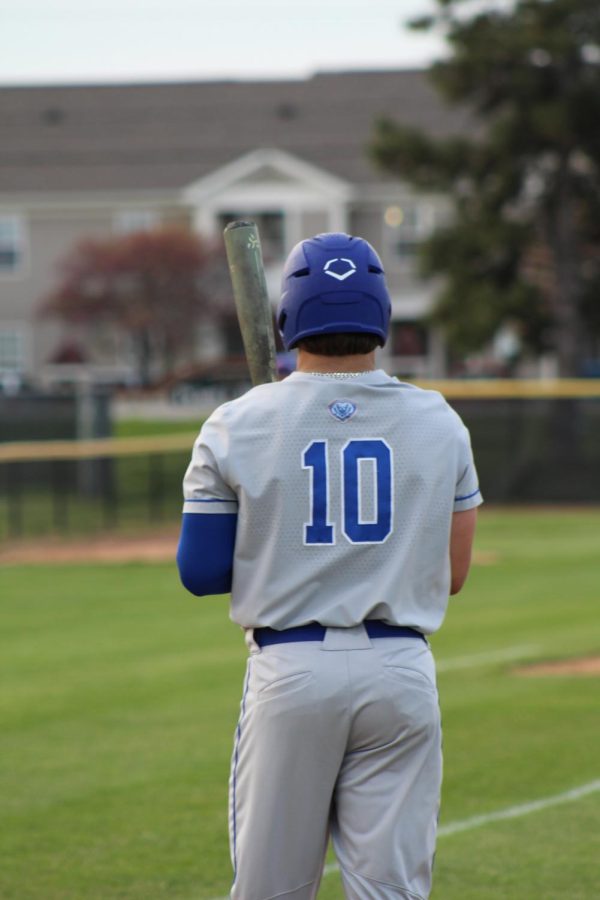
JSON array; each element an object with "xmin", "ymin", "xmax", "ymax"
[{"xmin": 328, "ymin": 400, "xmax": 357, "ymax": 422}]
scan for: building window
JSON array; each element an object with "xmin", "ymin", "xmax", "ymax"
[
  {"xmin": 0, "ymin": 216, "xmax": 26, "ymax": 274},
  {"xmin": 389, "ymin": 321, "xmax": 429, "ymax": 358},
  {"xmin": 389, "ymin": 237, "xmax": 421, "ymax": 263},
  {"xmin": 383, "ymin": 202, "xmax": 429, "ymax": 268},
  {"xmin": 222, "ymin": 317, "xmax": 245, "ymax": 356},
  {"xmin": 218, "ymin": 211, "xmax": 285, "ymax": 262},
  {"xmin": 114, "ymin": 209, "xmax": 160, "ymax": 234},
  {"xmin": 0, "ymin": 329, "xmax": 26, "ymax": 372}
]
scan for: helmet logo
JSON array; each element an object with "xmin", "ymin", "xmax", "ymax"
[{"xmin": 323, "ymin": 257, "xmax": 357, "ymax": 281}]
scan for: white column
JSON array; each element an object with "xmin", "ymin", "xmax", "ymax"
[
  {"xmin": 428, "ymin": 327, "xmax": 447, "ymax": 379},
  {"xmin": 328, "ymin": 203, "xmax": 348, "ymax": 233},
  {"xmin": 283, "ymin": 207, "xmax": 303, "ymax": 252},
  {"xmin": 191, "ymin": 204, "xmax": 218, "ymax": 239}
]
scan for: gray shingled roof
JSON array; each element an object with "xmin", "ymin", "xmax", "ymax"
[{"xmin": 0, "ymin": 70, "xmax": 472, "ymax": 194}]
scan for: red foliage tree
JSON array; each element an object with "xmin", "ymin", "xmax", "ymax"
[{"xmin": 42, "ymin": 227, "xmax": 231, "ymax": 385}]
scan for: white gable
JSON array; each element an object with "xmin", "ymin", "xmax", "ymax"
[
  {"xmin": 235, "ymin": 165, "xmax": 297, "ymax": 186},
  {"xmin": 182, "ymin": 148, "xmax": 353, "ymax": 208}
]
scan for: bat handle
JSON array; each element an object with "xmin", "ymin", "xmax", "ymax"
[{"xmin": 223, "ymin": 220, "xmax": 278, "ymax": 386}]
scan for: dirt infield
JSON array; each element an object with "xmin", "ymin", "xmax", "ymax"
[
  {"xmin": 0, "ymin": 528, "xmax": 180, "ymax": 565},
  {"xmin": 0, "ymin": 535, "xmax": 499, "ymax": 567},
  {"xmin": 515, "ymin": 657, "xmax": 600, "ymax": 676}
]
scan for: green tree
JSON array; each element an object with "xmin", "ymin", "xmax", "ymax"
[{"xmin": 372, "ymin": 0, "xmax": 600, "ymax": 375}]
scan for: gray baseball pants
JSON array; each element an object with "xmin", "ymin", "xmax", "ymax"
[{"xmin": 229, "ymin": 625, "xmax": 442, "ymax": 900}]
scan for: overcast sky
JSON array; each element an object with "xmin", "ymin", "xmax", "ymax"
[{"xmin": 0, "ymin": 0, "xmax": 447, "ymax": 85}]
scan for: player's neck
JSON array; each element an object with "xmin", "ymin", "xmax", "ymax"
[{"xmin": 296, "ymin": 349, "xmax": 376, "ymax": 374}]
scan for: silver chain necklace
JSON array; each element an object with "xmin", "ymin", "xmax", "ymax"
[{"xmin": 302, "ymin": 371, "xmax": 373, "ymax": 379}]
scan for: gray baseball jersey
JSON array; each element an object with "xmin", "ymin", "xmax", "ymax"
[{"xmin": 182, "ymin": 369, "xmax": 482, "ymax": 634}]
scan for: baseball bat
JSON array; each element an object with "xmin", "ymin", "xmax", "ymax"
[{"xmin": 223, "ymin": 220, "xmax": 278, "ymax": 386}]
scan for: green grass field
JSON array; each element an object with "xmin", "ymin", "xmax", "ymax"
[{"xmin": 1, "ymin": 509, "xmax": 599, "ymax": 899}]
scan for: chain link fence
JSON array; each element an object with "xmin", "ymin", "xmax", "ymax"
[
  {"xmin": 1, "ymin": 383, "xmax": 599, "ymax": 542},
  {"xmin": 0, "ymin": 435, "xmax": 193, "ymax": 541}
]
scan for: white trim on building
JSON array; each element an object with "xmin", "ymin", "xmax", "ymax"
[{"xmin": 183, "ymin": 148, "xmax": 353, "ymax": 240}]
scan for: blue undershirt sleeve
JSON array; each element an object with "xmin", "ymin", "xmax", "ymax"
[{"xmin": 176, "ymin": 512, "xmax": 237, "ymax": 596}]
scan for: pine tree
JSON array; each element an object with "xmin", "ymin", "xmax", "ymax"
[{"xmin": 372, "ymin": 0, "xmax": 600, "ymax": 375}]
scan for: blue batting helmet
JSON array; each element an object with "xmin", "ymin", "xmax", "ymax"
[{"xmin": 277, "ymin": 233, "xmax": 391, "ymax": 350}]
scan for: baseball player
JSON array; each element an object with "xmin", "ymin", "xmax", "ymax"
[{"xmin": 177, "ymin": 233, "xmax": 482, "ymax": 900}]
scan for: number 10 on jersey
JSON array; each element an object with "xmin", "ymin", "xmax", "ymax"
[{"xmin": 302, "ymin": 439, "xmax": 393, "ymax": 545}]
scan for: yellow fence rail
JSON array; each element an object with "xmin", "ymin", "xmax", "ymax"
[
  {"xmin": 1, "ymin": 380, "xmax": 600, "ymax": 464},
  {"xmin": 412, "ymin": 378, "xmax": 600, "ymax": 399},
  {"xmin": 0, "ymin": 433, "xmax": 197, "ymax": 464}
]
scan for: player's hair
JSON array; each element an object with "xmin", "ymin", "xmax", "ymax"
[{"xmin": 296, "ymin": 332, "xmax": 380, "ymax": 357}]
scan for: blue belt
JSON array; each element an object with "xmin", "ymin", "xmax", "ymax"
[{"xmin": 253, "ymin": 620, "xmax": 425, "ymax": 647}]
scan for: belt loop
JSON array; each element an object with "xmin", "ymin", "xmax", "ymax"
[
  {"xmin": 322, "ymin": 624, "xmax": 372, "ymax": 651},
  {"xmin": 244, "ymin": 628, "xmax": 261, "ymax": 654}
]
